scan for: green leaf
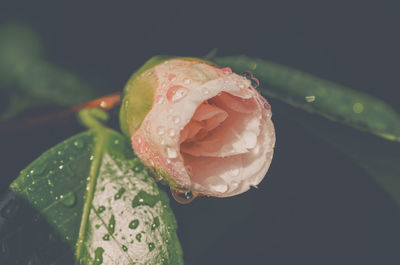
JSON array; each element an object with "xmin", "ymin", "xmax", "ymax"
[
  {"xmin": 275, "ymin": 101, "xmax": 400, "ymax": 206},
  {"xmin": 214, "ymin": 55, "xmax": 400, "ymax": 142},
  {"xmin": 0, "ymin": 24, "xmax": 94, "ymax": 121},
  {"xmin": 0, "ymin": 113, "xmax": 183, "ymax": 264}
]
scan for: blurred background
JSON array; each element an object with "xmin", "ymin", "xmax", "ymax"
[{"xmin": 1, "ymin": 1, "xmax": 400, "ymax": 264}]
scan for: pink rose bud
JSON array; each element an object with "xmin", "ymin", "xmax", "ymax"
[{"xmin": 120, "ymin": 57, "xmax": 275, "ymax": 198}]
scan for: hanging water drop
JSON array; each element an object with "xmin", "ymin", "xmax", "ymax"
[{"xmin": 171, "ymin": 189, "xmax": 196, "ymax": 204}]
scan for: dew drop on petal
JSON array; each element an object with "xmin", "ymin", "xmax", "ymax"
[
  {"xmin": 166, "ymin": 147, "xmax": 177, "ymax": 158},
  {"xmin": 155, "ymin": 95, "xmax": 164, "ymax": 104},
  {"xmin": 168, "ymin": 73, "xmax": 177, "ymax": 82},
  {"xmin": 168, "ymin": 128, "xmax": 176, "ymax": 137},
  {"xmin": 228, "ymin": 168, "xmax": 240, "ymax": 177},
  {"xmin": 201, "ymin": 87, "xmax": 209, "ymax": 95},
  {"xmin": 166, "ymin": 85, "xmax": 188, "ymax": 102},
  {"xmin": 172, "ymin": 116, "xmax": 180, "ymax": 124},
  {"xmin": 213, "ymin": 184, "xmax": 228, "ymax": 193},
  {"xmin": 157, "ymin": 126, "xmax": 165, "ymax": 135},
  {"xmin": 243, "ymin": 131, "xmax": 257, "ymax": 149}
]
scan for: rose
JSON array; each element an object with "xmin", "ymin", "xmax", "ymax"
[{"xmin": 120, "ymin": 56, "xmax": 275, "ymax": 198}]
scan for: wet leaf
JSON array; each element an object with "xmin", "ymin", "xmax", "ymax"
[
  {"xmin": 0, "ymin": 128, "xmax": 183, "ymax": 264},
  {"xmin": 214, "ymin": 55, "xmax": 400, "ymax": 142}
]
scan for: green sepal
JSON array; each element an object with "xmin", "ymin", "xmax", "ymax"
[{"xmin": 119, "ymin": 55, "xmax": 216, "ymax": 137}]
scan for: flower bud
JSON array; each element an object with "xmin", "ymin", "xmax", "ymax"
[{"xmin": 120, "ymin": 56, "xmax": 275, "ymax": 197}]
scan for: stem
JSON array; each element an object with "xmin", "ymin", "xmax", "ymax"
[{"xmin": 0, "ymin": 92, "xmax": 121, "ymax": 133}]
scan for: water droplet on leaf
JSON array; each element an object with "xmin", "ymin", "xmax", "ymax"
[
  {"xmin": 93, "ymin": 247, "xmax": 104, "ymax": 265},
  {"xmin": 114, "ymin": 187, "xmax": 126, "ymax": 200},
  {"xmin": 60, "ymin": 191, "xmax": 76, "ymax": 207},
  {"xmin": 148, "ymin": 242, "xmax": 155, "ymax": 251},
  {"xmin": 129, "ymin": 219, "xmax": 139, "ymax": 229}
]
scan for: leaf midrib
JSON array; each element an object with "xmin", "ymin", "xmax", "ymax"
[{"xmin": 75, "ymin": 130, "xmax": 107, "ymax": 259}]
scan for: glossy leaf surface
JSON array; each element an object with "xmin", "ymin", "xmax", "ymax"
[{"xmin": 0, "ymin": 126, "xmax": 183, "ymax": 264}]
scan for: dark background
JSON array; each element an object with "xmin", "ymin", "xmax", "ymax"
[{"xmin": 1, "ymin": 1, "xmax": 400, "ymax": 264}]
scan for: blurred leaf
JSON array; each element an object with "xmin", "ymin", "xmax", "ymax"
[
  {"xmin": 0, "ymin": 24, "xmax": 95, "ymax": 121},
  {"xmin": 214, "ymin": 56, "xmax": 400, "ymax": 142},
  {"xmin": 0, "ymin": 109, "xmax": 183, "ymax": 264},
  {"xmin": 276, "ymin": 101, "xmax": 400, "ymax": 206}
]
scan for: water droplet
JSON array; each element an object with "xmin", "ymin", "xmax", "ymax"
[
  {"xmin": 243, "ymin": 131, "xmax": 257, "ymax": 149},
  {"xmin": 58, "ymin": 165, "xmax": 64, "ymax": 170},
  {"xmin": 57, "ymin": 150, "xmax": 63, "ymax": 156},
  {"xmin": 148, "ymin": 242, "xmax": 155, "ymax": 251},
  {"xmin": 155, "ymin": 95, "xmax": 164, "ymax": 104},
  {"xmin": 114, "ymin": 139, "xmax": 120, "ymax": 145},
  {"xmin": 73, "ymin": 140, "xmax": 84, "ymax": 149},
  {"xmin": 171, "ymin": 189, "xmax": 196, "ymax": 204},
  {"xmin": 133, "ymin": 160, "xmax": 144, "ymax": 173},
  {"xmin": 108, "ymin": 215, "xmax": 116, "ymax": 234},
  {"xmin": 213, "ymin": 184, "xmax": 228, "ymax": 193},
  {"xmin": 131, "ymin": 190, "xmax": 159, "ymax": 208},
  {"xmin": 89, "ymin": 155, "xmax": 94, "ymax": 161},
  {"xmin": 168, "ymin": 128, "xmax": 176, "ymax": 137},
  {"xmin": 183, "ymin": 78, "xmax": 191, "ymax": 85},
  {"xmin": 114, "ymin": 187, "xmax": 126, "ymax": 200},
  {"xmin": 135, "ymin": 233, "xmax": 142, "ymax": 242},
  {"xmin": 98, "ymin": 205, "xmax": 106, "ymax": 213},
  {"xmin": 201, "ymin": 87, "xmax": 209, "ymax": 95},
  {"xmin": 151, "ymin": 217, "xmax": 160, "ymax": 231},
  {"xmin": 60, "ymin": 191, "xmax": 76, "ymax": 207},
  {"xmin": 122, "ymin": 245, "xmax": 128, "ymax": 252},
  {"xmin": 305, "ymin": 95, "xmax": 316, "ymax": 102},
  {"xmin": 172, "ymin": 116, "xmax": 180, "ymax": 124},
  {"xmin": 166, "ymin": 85, "xmax": 188, "ymax": 102},
  {"xmin": 157, "ymin": 126, "xmax": 165, "ymax": 135},
  {"xmin": 250, "ymin": 78, "xmax": 260, "ymax": 88},
  {"xmin": 93, "ymin": 247, "xmax": 104, "ymax": 265},
  {"xmin": 240, "ymin": 71, "xmax": 253, "ymax": 80},
  {"xmin": 228, "ymin": 168, "xmax": 240, "ymax": 177},
  {"xmin": 221, "ymin": 67, "xmax": 232, "ymax": 74},
  {"xmin": 129, "ymin": 219, "xmax": 139, "ymax": 229},
  {"xmin": 252, "ymin": 145, "xmax": 260, "ymax": 155},
  {"xmin": 168, "ymin": 73, "xmax": 177, "ymax": 81},
  {"xmin": 30, "ymin": 164, "xmax": 46, "ymax": 177},
  {"xmin": 166, "ymin": 147, "xmax": 177, "ymax": 158},
  {"xmin": 103, "ymin": 234, "xmax": 110, "ymax": 241}
]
